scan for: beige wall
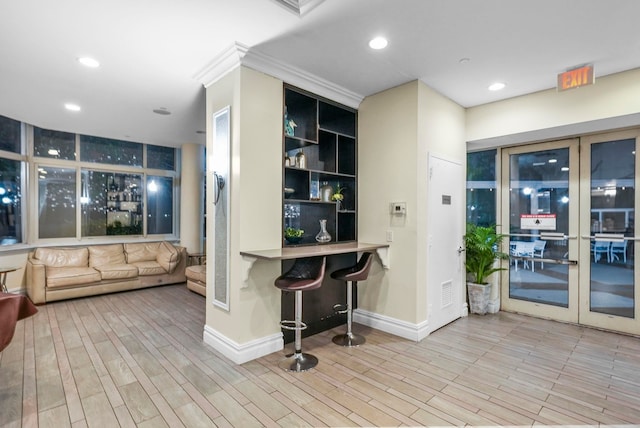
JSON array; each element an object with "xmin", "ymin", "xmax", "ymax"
[
  {"xmin": 358, "ymin": 81, "xmax": 420, "ymax": 323},
  {"xmin": 467, "ymin": 68, "xmax": 640, "ymax": 146},
  {"xmin": 358, "ymin": 80, "xmax": 466, "ymax": 327},
  {"xmin": 180, "ymin": 143, "xmax": 205, "ymax": 254},
  {"xmin": 205, "ymin": 66, "xmax": 282, "ymax": 344}
]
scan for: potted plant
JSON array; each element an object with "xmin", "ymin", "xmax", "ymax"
[
  {"xmin": 284, "ymin": 227, "xmax": 304, "ymax": 244},
  {"xmin": 464, "ymin": 223, "xmax": 509, "ymax": 314}
]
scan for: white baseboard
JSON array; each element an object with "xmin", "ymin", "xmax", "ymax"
[
  {"xmin": 353, "ymin": 308, "xmax": 430, "ymax": 342},
  {"xmin": 203, "ymin": 325, "xmax": 283, "ymax": 365}
]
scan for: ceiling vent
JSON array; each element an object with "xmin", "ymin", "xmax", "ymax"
[{"xmin": 271, "ymin": 0, "xmax": 325, "ymax": 16}]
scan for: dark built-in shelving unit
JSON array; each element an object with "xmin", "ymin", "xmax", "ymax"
[{"xmin": 283, "ymin": 85, "xmax": 358, "ymax": 246}]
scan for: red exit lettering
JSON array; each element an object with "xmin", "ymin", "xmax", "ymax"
[{"xmin": 557, "ymin": 65, "xmax": 594, "ymax": 91}]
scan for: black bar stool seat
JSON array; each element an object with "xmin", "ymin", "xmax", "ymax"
[
  {"xmin": 274, "ymin": 257, "xmax": 326, "ymax": 372},
  {"xmin": 330, "ymin": 252, "xmax": 373, "ymax": 347}
]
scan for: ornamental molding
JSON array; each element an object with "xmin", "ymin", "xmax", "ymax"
[{"xmin": 194, "ymin": 42, "xmax": 363, "ymax": 109}]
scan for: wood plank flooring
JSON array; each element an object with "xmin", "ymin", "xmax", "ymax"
[{"xmin": 2, "ymin": 284, "xmax": 640, "ymax": 427}]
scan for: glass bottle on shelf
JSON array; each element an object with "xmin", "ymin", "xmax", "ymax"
[
  {"xmin": 320, "ymin": 181, "xmax": 333, "ymax": 202},
  {"xmin": 295, "ymin": 149, "xmax": 306, "ymax": 169},
  {"xmin": 315, "ymin": 219, "xmax": 331, "ymax": 243}
]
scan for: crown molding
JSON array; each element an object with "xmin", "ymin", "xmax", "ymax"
[
  {"xmin": 193, "ymin": 42, "xmax": 249, "ymax": 88},
  {"xmin": 242, "ymin": 48, "xmax": 363, "ymax": 109},
  {"xmin": 270, "ymin": 0, "xmax": 326, "ymax": 17},
  {"xmin": 194, "ymin": 42, "xmax": 364, "ymax": 109}
]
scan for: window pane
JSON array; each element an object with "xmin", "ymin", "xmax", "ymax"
[
  {"xmin": 147, "ymin": 176, "xmax": 173, "ymax": 234},
  {"xmin": 467, "ymin": 150, "xmax": 497, "ymax": 226},
  {"xmin": 34, "ymin": 127, "xmax": 76, "ymax": 160},
  {"xmin": 0, "ymin": 115, "xmax": 21, "ymax": 153},
  {"xmin": 38, "ymin": 166, "xmax": 76, "ymax": 239},
  {"xmin": 80, "ymin": 135, "xmax": 142, "ymax": 166},
  {"xmin": 0, "ymin": 159, "xmax": 22, "ymax": 244},
  {"xmin": 147, "ymin": 145, "xmax": 175, "ymax": 170},
  {"xmin": 81, "ymin": 170, "xmax": 143, "ymax": 236}
]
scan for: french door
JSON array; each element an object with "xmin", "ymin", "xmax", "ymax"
[{"xmin": 500, "ymin": 130, "xmax": 640, "ymax": 335}]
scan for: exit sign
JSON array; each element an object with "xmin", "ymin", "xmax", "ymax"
[{"xmin": 557, "ymin": 65, "xmax": 594, "ymax": 91}]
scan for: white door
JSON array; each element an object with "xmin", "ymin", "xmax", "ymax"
[{"xmin": 427, "ymin": 154, "xmax": 464, "ymax": 332}]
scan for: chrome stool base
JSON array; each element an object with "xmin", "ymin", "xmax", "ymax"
[
  {"xmin": 332, "ymin": 332, "xmax": 365, "ymax": 347},
  {"xmin": 279, "ymin": 351, "xmax": 318, "ymax": 372}
]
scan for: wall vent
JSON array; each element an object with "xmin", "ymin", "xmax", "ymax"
[{"xmin": 441, "ymin": 280, "xmax": 453, "ymax": 308}]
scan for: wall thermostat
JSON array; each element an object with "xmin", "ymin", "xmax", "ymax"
[{"xmin": 390, "ymin": 202, "xmax": 406, "ymax": 216}]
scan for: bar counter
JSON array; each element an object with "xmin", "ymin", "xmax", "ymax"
[{"xmin": 240, "ymin": 242, "xmax": 389, "ymax": 286}]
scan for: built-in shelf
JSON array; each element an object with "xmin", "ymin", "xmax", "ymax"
[{"xmin": 283, "ymin": 85, "xmax": 357, "ymax": 247}]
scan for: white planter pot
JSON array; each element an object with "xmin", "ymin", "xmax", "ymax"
[{"xmin": 467, "ymin": 282, "xmax": 491, "ymax": 315}]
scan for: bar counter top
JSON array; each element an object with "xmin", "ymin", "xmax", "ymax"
[
  {"xmin": 239, "ymin": 242, "xmax": 390, "ymax": 287},
  {"xmin": 240, "ymin": 241, "xmax": 389, "ymax": 261}
]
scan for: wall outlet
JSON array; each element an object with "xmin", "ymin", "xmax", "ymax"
[{"xmin": 386, "ymin": 230, "xmax": 394, "ymax": 242}]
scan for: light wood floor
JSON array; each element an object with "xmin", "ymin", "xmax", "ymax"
[{"xmin": 2, "ymin": 284, "xmax": 640, "ymax": 427}]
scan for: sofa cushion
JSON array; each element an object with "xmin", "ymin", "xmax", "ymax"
[
  {"xmin": 156, "ymin": 242, "xmax": 180, "ymax": 274},
  {"xmin": 35, "ymin": 247, "xmax": 89, "ymax": 267},
  {"xmin": 46, "ymin": 267, "xmax": 101, "ymax": 288},
  {"xmin": 94, "ymin": 264, "xmax": 138, "ymax": 280},
  {"xmin": 185, "ymin": 265, "xmax": 206, "ymax": 283},
  {"xmin": 130, "ymin": 261, "xmax": 167, "ymax": 276},
  {"xmin": 124, "ymin": 242, "xmax": 160, "ymax": 263},
  {"xmin": 89, "ymin": 244, "xmax": 125, "ymax": 267}
]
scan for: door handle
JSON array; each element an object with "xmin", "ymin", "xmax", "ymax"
[
  {"xmin": 213, "ymin": 172, "xmax": 225, "ymax": 205},
  {"xmin": 457, "ymin": 246, "xmax": 465, "ymax": 254}
]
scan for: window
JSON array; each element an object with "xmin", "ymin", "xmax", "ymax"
[
  {"xmin": 81, "ymin": 171, "xmax": 143, "ymax": 237},
  {"xmin": 146, "ymin": 176, "xmax": 173, "ymax": 234},
  {"xmin": 80, "ymin": 135, "xmax": 143, "ymax": 167},
  {"xmin": 38, "ymin": 167, "xmax": 76, "ymax": 239},
  {"xmin": 467, "ymin": 150, "xmax": 497, "ymax": 226},
  {"xmin": 0, "ymin": 115, "xmax": 179, "ymax": 245},
  {"xmin": 0, "ymin": 116, "xmax": 21, "ymax": 153},
  {"xmin": 0, "ymin": 159, "xmax": 22, "ymax": 244},
  {"xmin": 0, "ymin": 116, "xmax": 23, "ymax": 245},
  {"xmin": 34, "ymin": 127, "xmax": 76, "ymax": 160},
  {"xmin": 147, "ymin": 145, "xmax": 175, "ymax": 170}
]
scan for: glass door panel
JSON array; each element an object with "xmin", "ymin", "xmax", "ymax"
[
  {"xmin": 580, "ymin": 131, "xmax": 640, "ymax": 334},
  {"xmin": 501, "ymin": 140, "xmax": 579, "ymax": 323}
]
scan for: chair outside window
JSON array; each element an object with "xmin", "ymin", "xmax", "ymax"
[
  {"xmin": 610, "ymin": 241, "xmax": 628, "ymax": 264},
  {"xmin": 592, "ymin": 241, "xmax": 611, "ymax": 263},
  {"xmin": 511, "ymin": 241, "xmax": 536, "ymax": 272},
  {"xmin": 532, "ymin": 240, "xmax": 547, "ymax": 270}
]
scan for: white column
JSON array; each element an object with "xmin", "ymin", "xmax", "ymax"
[{"xmin": 180, "ymin": 143, "xmax": 205, "ymax": 254}]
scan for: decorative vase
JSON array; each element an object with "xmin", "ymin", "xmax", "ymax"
[
  {"xmin": 315, "ymin": 219, "xmax": 331, "ymax": 243},
  {"xmin": 320, "ymin": 181, "xmax": 333, "ymax": 202}
]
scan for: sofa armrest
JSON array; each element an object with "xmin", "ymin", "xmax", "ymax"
[
  {"xmin": 156, "ymin": 242, "xmax": 181, "ymax": 274},
  {"xmin": 26, "ymin": 257, "xmax": 46, "ymax": 304}
]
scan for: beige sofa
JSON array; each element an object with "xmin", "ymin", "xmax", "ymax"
[
  {"xmin": 26, "ymin": 242, "xmax": 186, "ymax": 304},
  {"xmin": 185, "ymin": 264, "xmax": 206, "ymax": 296}
]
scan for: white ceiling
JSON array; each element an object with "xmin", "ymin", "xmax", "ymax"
[{"xmin": 1, "ymin": 0, "xmax": 640, "ymax": 148}]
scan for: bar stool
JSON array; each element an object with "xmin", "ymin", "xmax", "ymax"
[
  {"xmin": 331, "ymin": 252, "xmax": 373, "ymax": 347},
  {"xmin": 274, "ymin": 256, "xmax": 326, "ymax": 372}
]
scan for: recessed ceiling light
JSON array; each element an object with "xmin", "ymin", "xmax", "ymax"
[
  {"xmin": 369, "ymin": 36, "xmax": 388, "ymax": 50},
  {"xmin": 78, "ymin": 57, "xmax": 100, "ymax": 68},
  {"xmin": 488, "ymin": 82, "xmax": 506, "ymax": 91},
  {"xmin": 153, "ymin": 107, "xmax": 171, "ymax": 115},
  {"xmin": 548, "ymin": 159, "xmax": 557, "ymax": 163},
  {"xmin": 64, "ymin": 103, "xmax": 81, "ymax": 112},
  {"xmin": 459, "ymin": 58, "xmax": 470, "ymax": 64}
]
